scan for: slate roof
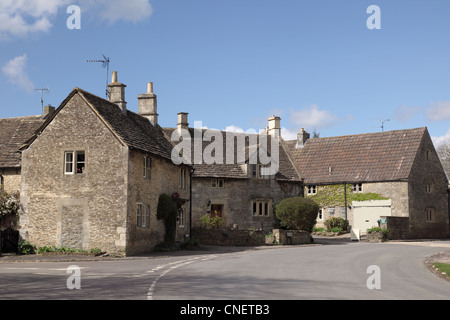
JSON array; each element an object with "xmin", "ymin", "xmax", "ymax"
[
  {"xmin": 163, "ymin": 128, "xmax": 301, "ymax": 181},
  {"xmin": 77, "ymin": 88, "xmax": 175, "ymax": 161},
  {"xmin": 0, "ymin": 116, "xmax": 45, "ymax": 168},
  {"xmin": 23, "ymin": 88, "xmax": 176, "ymax": 162},
  {"xmin": 284, "ymin": 127, "xmax": 426, "ymax": 184}
]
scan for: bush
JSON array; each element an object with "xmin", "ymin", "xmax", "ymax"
[
  {"xmin": 200, "ymin": 214, "xmax": 224, "ymax": 229},
  {"xmin": 157, "ymin": 193, "xmax": 178, "ymax": 244},
  {"xmin": 275, "ymin": 197, "xmax": 319, "ymax": 232},
  {"xmin": 324, "ymin": 217, "xmax": 349, "ymax": 232},
  {"xmin": 18, "ymin": 240, "xmax": 36, "ymax": 255}
]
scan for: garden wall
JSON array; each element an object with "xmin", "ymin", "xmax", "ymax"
[
  {"xmin": 192, "ymin": 228, "xmax": 265, "ymax": 246},
  {"xmin": 272, "ymin": 229, "xmax": 311, "ymax": 245}
]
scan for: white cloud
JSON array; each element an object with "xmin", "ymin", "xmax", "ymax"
[
  {"xmin": 79, "ymin": 0, "xmax": 153, "ymax": 24},
  {"xmin": 393, "ymin": 105, "xmax": 424, "ymax": 122},
  {"xmin": 2, "ymin": 54, "xmax": 35, "ymax": 92},
  {"xmin": 427, "ymin": 101, "xmax": 450, "ymax": 122},
  {"xmin": 0, "ymin": 0, "xmax": 67, "ymax": 39},
  {"xmin": 289, "ymin": 104, "xmax": 337, "ymax": 130}
]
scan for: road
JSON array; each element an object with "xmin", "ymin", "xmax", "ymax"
[{"xmin": 1, "ymin": 238, "xmax": 450, "ymax": 301}]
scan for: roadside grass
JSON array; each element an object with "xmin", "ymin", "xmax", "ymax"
[{"xmin": 433, "ymin": 263, "xmax": 450, "ymax": 278}]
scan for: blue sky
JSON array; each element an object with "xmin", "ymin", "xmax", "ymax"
[{"xmin": 1, "ymin": 0, "xmax": 449, "ymax": 145}]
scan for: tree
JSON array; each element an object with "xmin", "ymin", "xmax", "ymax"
[
  {"xmin": 436, "ymin": 141, "xmax": 450, "ymax": 180},
  {"xmin": 275, "ymin": 197, "xmax": 319, "ymax": 232}
]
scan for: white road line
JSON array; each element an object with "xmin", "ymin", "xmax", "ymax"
[{"xmin": 146, "ymin": 255, "xmax": 216, "ymax": 300}]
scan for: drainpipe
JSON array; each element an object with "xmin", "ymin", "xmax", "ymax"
[{"xmin": 189, "ymin": 167, "xmax": 195, "ymax": 238}]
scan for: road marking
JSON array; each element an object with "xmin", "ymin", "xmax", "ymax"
[{"xmin": 147, "ymin": 255, "xmax": 216, "ymax": 300}]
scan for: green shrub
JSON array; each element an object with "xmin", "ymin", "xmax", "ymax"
[
  {"xmin": 324, "ymin": 217, "xmax": 349, "ymax": 232},
  {"xmin": 157, "ymin": 193, "xmax": 178, "ymax": 244},
  {"xmin": 367, "ymin": 227, "xmax": 388, "ymax": 236},
  {"xmin": 200, "ymin": 214, "xmax": 224, "ymax": 229},
  {"xmin": 330, "ymin": 227, "xmax": 343, "ymax": 233},
  {"xmin": 18, "ymin": 240, "xmax": 36, "ymax": 255},
  {"xmin": 274, "ymin": 197, "xmax": 319, "ymax": 232}
]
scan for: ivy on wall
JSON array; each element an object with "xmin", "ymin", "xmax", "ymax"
[{"xmin": 309, "ymin": 184, "xmax": 389, "ymax": 208}]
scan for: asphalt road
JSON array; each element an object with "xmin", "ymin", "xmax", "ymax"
[{"xmin": 1, "ymin": 239, "xmax": 450, "ymax": 301}]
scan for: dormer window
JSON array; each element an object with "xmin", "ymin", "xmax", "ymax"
[
  {"xmin": 64, "ymin": 151, "xmax": 85, "ymax": 175},
  {"xmin": 251, "ymin": 164, "xmax": 270, "ymax": 179}
]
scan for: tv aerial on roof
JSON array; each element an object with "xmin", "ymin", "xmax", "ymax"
[
  {"xmin": 380, "ymin": 119, "xmax": 390, "ymax": 132},
  {"xmin": 87, "ymin": 54, "xmax": 110, "ymax": 99},
  {"xmin": 34, "ymin": 87, "xmax": 49, "ymax": 115}
]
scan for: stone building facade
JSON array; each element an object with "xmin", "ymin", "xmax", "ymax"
[
  {"xmin": 285, "ymin": 127, "xmax": 450, "ymax": 238},
  {"xmin": 164, "ymin": 116, "xmax": 303, "ymax": 231},
  {"xmin": 19, "ymin": 73, "xmax": 191, "ymax": 255}
]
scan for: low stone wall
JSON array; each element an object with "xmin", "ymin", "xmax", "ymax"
[
  {"xmin": 271, "ymin": 229, "xmax": 311, "ymax": 245},
  {"xmin": 192, "ymin": 228, "xmax": 265, "ymax": 246}
]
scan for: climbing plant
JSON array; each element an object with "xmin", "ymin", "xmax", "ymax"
[
  {"xmin": 156, "ymin": 193, "xmax": 178, "ymax": 245},
  {"xmin": 309, "ymin": 184, "xmax": 389, "ymax": 208}
]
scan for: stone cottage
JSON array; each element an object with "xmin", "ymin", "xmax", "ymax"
[
  {"xmin": 164, "ymin": 115, "xmax": 303, "ymax": 230},
  {"xmin": 19, "ymin": 72, "xmax": 191, "ymax": 255},
  {"xmin": 284, "ymin": 127, "xmax": 450, "ymax": 239}
]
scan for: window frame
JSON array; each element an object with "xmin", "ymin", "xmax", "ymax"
[
  {"xmin": 252, "ymin": 200, "xmax": 270, "ymax": 216},
  {"xmin": 144, "ymin": 156, "xmax": 152, "ymax": 180},
  {"xmin": 307, "ymin": 185, "xmax": 317, "ymax": 195},
  {"xmin": 425, "ymin": 207, "xmax": 435, "ymax": 222},
  {"xmin": 137, "ymin": 203, "xmax": 150, "ymax": 228},
  {"xmin": 64, "ymin": 151, "xmax": 85, "ymax": 175}
]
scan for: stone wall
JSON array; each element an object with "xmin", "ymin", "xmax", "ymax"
[
  {"xmin": 271, "ymin": 229, "xmax": 311, "ymax": 245},
  {"xmin": 20, "ymin": 93, "xmax": 129, "ymax": 254},
  {"xmin": 0, "ymin": 168, "xmax": 21, "ymax": 194},
  {"xmin": 126, "ymin": 149, "xmax": 191, "ymax": 255},
  {"xmin": 408, "ymin": 131, "xmax": 449, "ymax": 239},
  {"xmin": 381, "ymin": 216, "xmax": 409, "ymax": 240},
  {"xmin": 192, "ymin": 228, "xmax": 265, "ymax": 246},
  {"xmin": 192, "ymin": 177, "xmax": 302, "ymax": 230}
]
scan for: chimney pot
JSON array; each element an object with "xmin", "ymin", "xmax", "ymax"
[
  {"xmin": 177, "ymin": 112, "xmax": 189, "ymax": 130},
  {"xmin": 107, "ymin": 71, "xmax": 127, "ymax": 112},
  {"xmin": 138, "ymin": 81, "xmax": 158, "ymax": 125},
  {"xmin": 268, "ymin": 116, "xmax": 281, "ymax": 137}
]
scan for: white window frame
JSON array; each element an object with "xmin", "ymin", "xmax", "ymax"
[
  {"xmin": 307, "ymin": 185, "xmax": 317, "ymax": 195},
  {"xmin": 64, "ymin": 151, "xmax": 85, "ymax": 175},
  {"xmin": 137, "ymin": 203, "xmax": 150, "ymax": 228},
  {"xmin": 178, "ymin": 207, "xmax": 185, "ymax": 227},
  {"xmin": 352, "ymin": 183, "xmax": 362, "ymax": 193},
  {"xmin": 425, "ymin": 181, "xmax": 433, "ymax": 193}
]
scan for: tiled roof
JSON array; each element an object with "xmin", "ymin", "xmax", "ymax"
[
  {"xmin": 77, "ymin": 89, "xmax": 174, "ymax": 161},
  {"xmin": 163, "ymin": 128, "xmax": 301, "ymax": 181},
  {"xmin": 284, "ymin": 127, "xmax": 426, "ymax": 184},
  {"xmin": 0, "ymin": 116, "xmax": 45, "ymax": 168}
]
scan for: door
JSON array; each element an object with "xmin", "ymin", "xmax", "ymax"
[
  {"xmin": 1, "ymin": 228, "xmax": 19, "ymax": 253},
  {"xmin": 210, "ymin": 204, "xmax": 223, "ymax": 218}
]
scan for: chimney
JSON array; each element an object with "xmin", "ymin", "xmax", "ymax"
[
  {"xmin": 177, "ymin": 112, "xmax": 189, "ymax": 131},
  {"xmin": 295, "ymin": 128, "xmax": 310, "ymax": 148},
  {"xmin": 107, "ymin": 71, "xmax": 127, "ymax": 112},
  {"xmin": 138, "ymin": 82, "xmax": 158, "ymax": 125},
  {"xmin": 43, "ymin": 105, "xmax": 55, "ymax": 119},
  {"xmin": 267, "ymin": 115, "xmax": 281, "ymax": 137}
]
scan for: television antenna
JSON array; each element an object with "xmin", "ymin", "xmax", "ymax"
[
  {"xmin": 34, "ymin": 88, "xmax": 50, "ymax": 115},
  {"xmin": 380, "ymin": 119, "xmax": 390, "ymax": 132},
  {"xmin": 87, "ymin": 54, "xmax": 110, "ymax": 98}
]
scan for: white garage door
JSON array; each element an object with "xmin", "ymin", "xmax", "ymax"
[{"xmin": 352, "ymin": 200, "xmax": 391, "ymax": 233}]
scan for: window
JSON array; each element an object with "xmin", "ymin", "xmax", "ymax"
[
  {"xmin": 425, "ymin": 208, "xmax": 435, "ymax": 222},
  {"xmin": 426, "ymin": 150, "xmax": 431, "ymax": 161},
  {"xmin": 64, "ymin": 151, "xmax": 85, "ymax": 175},
  {"xmin": 252, "ymin": 200, "xmax": 270, "ymax": 216},
  {"xmin": 144, "ymin": 156, "xmax": 152, "ymax": 179},
  {"xmin": 307, "ymin": 185, "xmax": 317, "ymax": 195},
  {"xmin": 251, "ymin": 164, "xmax": 270, "ymax": 179},
  {"xmin": 0, "ymin": 175, "xmax": 3, "ymax": 188},
  {"xmin": 318, "ymin": 209, "xmax": 323, "ymax": 220},
  {"xmin": 178, "ymin": 207, "xmax": 185, "ymax": 227},
  {"xmin": 180, "ymin": 168, "xmax": 187, "ymax": 189},
  {"xmin": 425, "ymin": 181, "xmax": 434, "ymax": 193},
  {"xmin": 137, "ymin": 203, "xmax": 150, "ymax": 228},
  {"xmin": 328, "ymin": 207, "xmax": 335, "ymax": 216},
  {"xmin": 211, "ymin": 178, "xmax": 224, "ymax": 188},
  {"xmin": 352, "ymin": 183, "xmax": 362, "ymax": 192}
]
